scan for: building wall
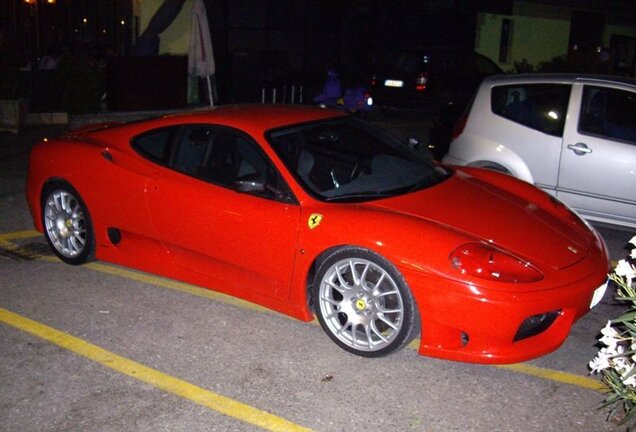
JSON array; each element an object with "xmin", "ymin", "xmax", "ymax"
[
  {"xmin": 476, "ymin": 1, "xmax": 636, "ymax": 72},
  {"xmin": 475, "ymin": 12, "xmax": 570, "ymax": 71},
  {"xmin": 605, "ymin": 23, "xmax": 636, "ymax": 46},
  {"xmin": 136, "ymin": 0, "xmax": 191, "ymax": 55}
]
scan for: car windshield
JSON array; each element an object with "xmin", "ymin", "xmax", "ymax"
[{"xmin": 267, "ymin": 117, "xmax": 451, "ymax": 202}]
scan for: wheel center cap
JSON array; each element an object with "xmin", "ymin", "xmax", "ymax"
[
  {"xmin": 56, "ymin": 216, "xmax": 71, "ymax": 238},
  {"xmin": 355, "ymin": 299, "xmax": 367, "ymax": 311}
]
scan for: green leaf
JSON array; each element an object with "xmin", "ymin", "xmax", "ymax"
[{"xmin": 614, "ymin": 311, "xmax": 636, "ymax": 322}]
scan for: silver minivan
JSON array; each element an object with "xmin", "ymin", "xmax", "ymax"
[{"xmin": 443, "ymin": 74, "xmax": 636, "ymax": 230}]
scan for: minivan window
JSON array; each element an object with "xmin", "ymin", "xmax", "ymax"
[
  {"xmin": 579, "ymin": 85, "xmax": 636, "ymax": 144},
  {"xmin": 491, "ymin": 84, "xmax": 571, "ymax": 137}
]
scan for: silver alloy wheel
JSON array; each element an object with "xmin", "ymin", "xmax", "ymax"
[
  {"xmin": 43, "ymin": 189, "xmax": 88, "ymax": 259},
  {"xmin": 318, "ymin": 257, "xmax": 405, "ymax": 352}
]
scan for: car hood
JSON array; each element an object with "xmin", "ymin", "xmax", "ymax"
[{"xmin": 366, "ymin": 172, "xmax": 589, "ymax": 270}]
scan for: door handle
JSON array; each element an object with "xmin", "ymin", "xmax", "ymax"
[{"xmin": 567, "ymin": 143, "xmax": 592, "ymax": 156}]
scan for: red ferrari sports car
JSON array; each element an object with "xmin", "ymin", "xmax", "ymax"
[{"xmin": 26, "ymin": 105, "xmax": 609, "ymax": 364}]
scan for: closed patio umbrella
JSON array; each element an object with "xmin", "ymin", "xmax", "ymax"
[{"xmin": 188, "ymin": 0, "xmax": 216, "ymax": 106}]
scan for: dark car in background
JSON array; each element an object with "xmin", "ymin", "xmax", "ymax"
[
  {"xmin": 369, "ymin": 47, "xmax": 503, "ymax": 159},
  {"xmin": 369, "ymin": 47, "xmax": 502, "ymax": 109}
]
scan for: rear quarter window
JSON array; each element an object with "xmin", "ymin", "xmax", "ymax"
[
  {"xmin": 132, "ymin": 127, "xmax": 176, "ymax": 164},
  {"xmin": 491, "ymin": 84, "xmax": 571, "ymax": 137}
]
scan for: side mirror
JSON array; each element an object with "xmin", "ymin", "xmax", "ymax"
[
  {"xmin": 408, "ymin": 137, "xmax": 423, "ymax": 150},
  {"xmin": 408, "ymin": 137, "xmax": 435, "ymax": 161},
  {"xmin": 234, "ymin": 174, "xmax": 266, "ymax": 193}
]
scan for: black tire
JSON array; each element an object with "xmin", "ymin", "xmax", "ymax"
[
  {"xmin": 313, "ymin": 246, "xmax": 419, "ymax": 357},
  {"xmin": 41, "ymin": 181, "xmax": 94, "ymax": 265}
]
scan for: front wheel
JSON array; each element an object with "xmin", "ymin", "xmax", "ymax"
[
  {"xmin": 42, "ymin": 181, "xmax": 94, "ymax": 265},
  {"xmin": 314, "ymin": 247, "xmax": 419, "ymax": 357}
]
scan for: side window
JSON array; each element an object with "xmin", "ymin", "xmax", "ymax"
[
  {"xmin": 491, "ymin": 84, "xmax": 571, "ymax": 137},
  {"xmin": 402, "ymin": 53, "xmax": 420, "ymax": 74},
  {"xmin": 132, "ymin": 127, "xmax": 175, "ymax": 164},
  {"xmin": 579, "ymin": 86, "xmax": 636, "ymax": 144},
  {"xmin": 173, "ymin": 126, "xmax": 215, "ymax": 176},
  {"xmin": 197, "ymin": 129, "xmax": 293, "ymax": 202}
]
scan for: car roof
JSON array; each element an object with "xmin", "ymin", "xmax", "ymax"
[
  {"xmin": 481, "ymin": 73, "xmax": 636, "ymax": 88},
  {"xmin": 156, "ymin": 104, "xmax": 345, "ymax": 131},
  {"xmin": 83, "ymin": 104, "xmax": 346, "ymax": 145}
]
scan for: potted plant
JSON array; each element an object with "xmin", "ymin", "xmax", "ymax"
[{"xmin": 0, "ymin": 66, "xmax": 28, "ymax": 133}]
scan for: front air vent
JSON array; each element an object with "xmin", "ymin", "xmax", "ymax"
[{"xmin": 107, "ymin": 227, "xmax": 121, "ymax": 245}]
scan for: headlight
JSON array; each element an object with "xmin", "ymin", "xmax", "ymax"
[{"xmin": 449, "ymin": 243, "xmax": 543, "ymax": 283}]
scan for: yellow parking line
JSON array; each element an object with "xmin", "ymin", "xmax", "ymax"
[
  {"xmin": 0, "ymin": 307, "xmax": 313, "ymax": 432},
  {"xmin": 497, "ymin": 363, "xmax": 605, "ymax": 392},
  {"xmin": 0, "ymin": 230, "xmax": 40, "ymax": 251},
  {"xmin": 1, "ymin": 230, "xmax": 607, "ymax": 393},
  {"xmin": 0, "ymin": 229, "xmax": 40, "ymax": 242}
]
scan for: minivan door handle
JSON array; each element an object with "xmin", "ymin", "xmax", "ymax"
[{"xmin": 567, "ymin": 143, "xmax": 592, "ymax": 156}]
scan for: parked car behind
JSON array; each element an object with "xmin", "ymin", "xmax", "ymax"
[
  {"xmin": 368, "ymin": 47, "xmax": 502, "ymax": 159},
  {"xmin": 443, "ymin": 74, "xmax": 636, "ymax": 229},
  {"xmin": 369, "ymin": 47, "xmax": 502, "ymax": 110}
]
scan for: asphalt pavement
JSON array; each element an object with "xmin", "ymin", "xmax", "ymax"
[{"xmin": 1, "ymin": 118, "xmax": 635, "ymax": 432}]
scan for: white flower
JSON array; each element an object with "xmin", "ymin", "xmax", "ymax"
[
  {"xmin": 623, "ymin": 373, "xmax": 636, "ymax": 387},
  {"xmin": 631, "ymin": 248, "xmax": 636, "ymax": 260},
  {"xmin": 589, "ymin": 347, "xmax": 612, "ymax": 373},
  {"xmin": 629, "ymin": 235, "xmax": 636, "ymax": 249},
  {"xmin": 615, "ymin": 259, "xmax": 636, "ymax": 285},
  {"xmin": 600, "ymin": 321, "xmax": 621, "ymax": 351},
  {"xmin": 613, "ymin": 349, "xmax": 632, "ymax": 376}
]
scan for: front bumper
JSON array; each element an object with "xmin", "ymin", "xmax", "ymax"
[{"xmin": 402, "ymin": 247, "xmax": 609, "ymax": 364}]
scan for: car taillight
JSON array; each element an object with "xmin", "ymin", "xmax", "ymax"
[
  {"xmin": 450, "ymin": 112, "xmax": 468, "ymax": 141},
  {"xmin": 449, "ymin": 243, "xmax": 543, "ymax": 283},
  {"xmin": 370, "ymin": 74, "xmax": 378, "ymax": 87},
  {"xmin": 415, "ymin": 72, "xmax": 428, "ymax": 91}
]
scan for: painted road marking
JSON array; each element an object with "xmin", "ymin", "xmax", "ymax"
[
  {"xmin": 0, "ymin": 307, "xmax": 313, "ymax": 432},
  {"xmin": 498, "ymin": 363, "xmax": 605, "ymax": 392},
  {"xmin": 0, "ymin": 230, "xmax": 607, "ymax": 393}
]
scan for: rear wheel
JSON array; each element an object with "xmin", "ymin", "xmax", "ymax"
[
  {"xmin": 314, "ymin": 247, "xmax": 419, "ymax": 357},
  {"xmin": 42, "ymin": 181, "xmax": 93, "ymax": 265}
]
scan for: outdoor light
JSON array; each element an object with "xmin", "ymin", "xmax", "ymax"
[{"xmin": 24, "ymin": 0, "xmax": 36, "ymax": 4}]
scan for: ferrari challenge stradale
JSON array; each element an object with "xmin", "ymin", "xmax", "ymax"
[{"xmin": 26, "ymin": 105, "xmax": 610, "ymax": 364}]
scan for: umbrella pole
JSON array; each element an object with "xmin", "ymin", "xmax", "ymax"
[{"xmin": 206, "ymin": 75, "xmax": 214, "ymax": 107}]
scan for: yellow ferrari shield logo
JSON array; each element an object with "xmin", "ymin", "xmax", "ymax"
[{"xmin": 308, "ymin": 213, "xmax": 323, "ymax": 229}]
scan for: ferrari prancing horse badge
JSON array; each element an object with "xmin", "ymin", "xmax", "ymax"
[{"xmin": 308, "ymin": 213, "xmax": 323, "ymax": 229}]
